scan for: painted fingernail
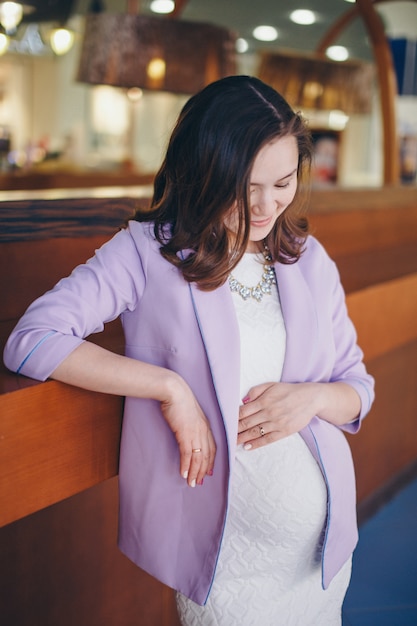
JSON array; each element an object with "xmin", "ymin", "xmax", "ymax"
[
  {"xmin": 183, "ymin": 471, "xmax": 188, "ymax": 480},
  {"xmin": 198, "ymin": 479, "xmax": 204, "ymax": 486},
  {"xmin": 244, "ymin": 443, "xmax": 252, "ymax": 450},
  {"xmin": 242, "ymin": 395, "xmax": 250, "ymax": 404},
  {"xmin": 190, "ymin": 479, "xmax": 196, "ymax": 488},
  {"xmin": 207, "ymin": 469, "xmax": 213, "ymax": 476}
]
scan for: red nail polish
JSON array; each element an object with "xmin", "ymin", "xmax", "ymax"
[
  {"xmin": 198, "ymin": 479, "xmax": 204, "ymax": 486},
  {"xmin": 207, "ymin": 469, "xmax": 213, "ymax": 476},
  {"xmin": 242, "ymin": 395, "xmax": 250, "ymax": 404}
]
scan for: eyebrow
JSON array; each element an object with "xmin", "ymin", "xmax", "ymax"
[
  {"xmin": 277, "ymin": 168, "xmax": 298, "ymax": 182},
  {"xmin": 250, "ymin": 167, "xmax": 298, "ymax": 185}
]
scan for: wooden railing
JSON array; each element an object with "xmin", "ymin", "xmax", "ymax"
[{"xmin": 1, "ymin": 185, "xmax": 416, "ymax": 625}]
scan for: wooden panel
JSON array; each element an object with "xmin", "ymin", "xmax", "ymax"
[
  {"xmin": 330, "ymin": 242, "xmax": 417, "ymax": 293},
  {"xmin": 310, "ymin": 203, "xmax": 417, "ymax": 257},
  {"xmin": 0, "ymin": 478, "xmax": 181, "ymax": 626},
  {"xmin": 0, "ymin": 170, "xmax": 155, "ymax": 191},
  {"xmin": 309, "ymin": 188, "xmax": 417, "ymax": 292},
  {"xmin": 349, "ymin": 340, "xmax": 417, "ymax": 502},
  {"xmin": 0, "ymin": 236, "xmax": 111, "ymax": 320},
  {"xmin": 0, "ymin": 196, "xmax": 138, "ymax": 242},
  {"xmin": 346, "ymin": 273, "xmax": 417, "ymax": 361},
  {"xmin": 1, "ymin": 272, "xmax": 416, "ymax": 528},
  {"xmin": 0, "ymin": 378, "xmax": 123, "ymax": 528},
  {"xmin": 309, "ymin": 186, "xmax": 417, "ymax": 213}
]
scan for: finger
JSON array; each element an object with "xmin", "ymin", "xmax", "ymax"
[
  {"xmin": 237, "ymin": 414, "xmax": 267, "ymax": 440},
  {"xmin": 238, "ymin": 412, "xmax": 261, "ymax": 434},
  {"xmin": 179, "ymin": 432, "xmax": 216, "ymax": 487},
  {"xmin": 189, "ymin": 446, "xmax": 208, "ymax": 487},
  {"xmin": 238, "ymin": 397, "xmax": 267, "ymax": 428},
  {"xmin": 206, "ymin": 431, "xmax": 216, "ymax": 477},
  {"xmin": 240, "ymin": 422, "xmax": 269, "ymax": 449},
  {"xmin": 179, "ymin": 446, "xmax": 193, "ymax": 484},
  {"xmin": 243, "ymin": 428, "xmax": 286, "ymax": 450},
  {"xmin": 193, "ymin": 426, "xmax": 217, "ymax": 485},
  {"xmin": 241, "ymin": 383, "xmax": 274, "ymax": 406},
  {"xmin": 239, "ymin": 399, "xmax": 260, "ymax": 421}
]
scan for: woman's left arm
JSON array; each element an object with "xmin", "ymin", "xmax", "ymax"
[{"xmin": 238, "ymin": 238, "xmax": 374, "ymax": 450}]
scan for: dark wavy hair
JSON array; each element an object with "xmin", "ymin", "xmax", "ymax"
[{"xmin": 133, "ymin": 75, "xmax": 312, "ymax": 290}]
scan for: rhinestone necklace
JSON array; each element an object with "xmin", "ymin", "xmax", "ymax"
[{"xmin": 228, "ymin": 244, "xmax": 276, "ymax": 303}]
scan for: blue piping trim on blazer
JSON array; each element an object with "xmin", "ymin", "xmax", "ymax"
[
  {"xmin": 351, "ymin": 377, "xmax": 373, "ymax": 414},
  {"xmin": 16, "ymin": 331, "xmax": 57, "ymax": 374},
  {"xmin": 307, "ymin": 423, "xmax": 331, "ymax": 590},
  {"xmin": 185, "ymin": 277, "xmax": 231, "ymax": 605}
]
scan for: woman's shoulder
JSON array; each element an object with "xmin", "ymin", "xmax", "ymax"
[
  {"xmin": 303, "ymin": 234, "xmax": 329, "ymax": 256},
  {"xmin": 126, "ymin": 219, "xmax": 152, "ymax": 236},
  {"xmin": 98, "ymin": 221, "xmax": 159, "ymax": 260},
  {"xmin": 297, "ymin": 234, "xmax": 339, "ymax": 280},
  {"xmin": 125, "ymin": 220, "xmax": 164, "ymax": 251}
]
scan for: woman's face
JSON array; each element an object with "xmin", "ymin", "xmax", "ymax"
[{"xmin": 226, "ymin": 135, "xmax": 299, "ymax": 253}]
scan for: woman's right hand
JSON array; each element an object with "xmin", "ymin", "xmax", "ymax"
[
  {"xmin": 160, "ymin": 373, "xmax": 216, "ymax": 487},
  {"xmin": 50, "ymin": 342, "xmax": 216, "ymax": 488}
]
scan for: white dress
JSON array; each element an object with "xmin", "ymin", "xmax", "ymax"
[{"xmin": 176, "ymin": 253, "xmax": 352, "ymax": 625}]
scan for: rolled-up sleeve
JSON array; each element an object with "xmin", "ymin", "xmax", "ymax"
[
  {"xmin": 328, "ymin": 257, "xmax": 375, "ymax": 433},
  {"xmin": 3, "ymin": 226, "xmax": 146, "ymax": 381}
]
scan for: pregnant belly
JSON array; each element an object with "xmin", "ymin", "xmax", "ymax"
[{"xmin": 220, "ymin": 433, "xmax": 328, "ymax": 581}]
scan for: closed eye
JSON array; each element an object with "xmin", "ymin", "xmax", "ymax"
[{"xmin": 275, "ymin": 169, "xmax": 297, "ymax": 188}]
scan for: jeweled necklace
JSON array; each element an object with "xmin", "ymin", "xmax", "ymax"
[{"xmin": 228, "ymin": 242, "xmax": 276, "ymax": 302}]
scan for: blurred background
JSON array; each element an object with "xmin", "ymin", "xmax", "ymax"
[{"xmin": 0, "ymin": 0, "xmax": 416, "ymax": 189}]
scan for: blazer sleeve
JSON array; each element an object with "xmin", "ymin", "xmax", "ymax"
[
  {"xmin": 326, "ymin": 246, "xmax": 375, "ymax": 433},
  {"xmin": 3, "ymin": 226, "xmax": 147, "ymax": 381}
]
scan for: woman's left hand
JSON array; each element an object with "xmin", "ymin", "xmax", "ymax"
[{"xmin": 237, "ymin": 382, "xmax": 321, "ymax": 450}]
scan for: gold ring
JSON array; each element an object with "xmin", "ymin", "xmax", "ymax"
[
  {"xmin": 192, "ymin": 448, "xmax": 202, "ymax": 453},
  {"xmin": 259, "ymin": 425, "xmax": 265, "ymax": 437}
]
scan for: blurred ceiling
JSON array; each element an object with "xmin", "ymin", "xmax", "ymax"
[{"xmin": 19, "ymin": 0, "xmax": 377, "ymax": 60}]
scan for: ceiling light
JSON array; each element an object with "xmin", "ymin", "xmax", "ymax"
[
  {"xmin": 290, "ymin": 10, "xmax": 316, "ymax": 26},
  {"xmin": 326, "ymin": 45, "xmax": 349, "ymax": 61},
  {"xmin": 150, "ymin": 0, "xmax": 175, "ymax": 14},
  {"xmin": 0, "ymin": 32, "xmax": 8, "ymax": 54},
  {"xmin": 253, "ymin": 25, "xmax": 278, "ymax": 42},
  {"xmin": 0, "ymin": 2, "xmax": 23, "ymax": 35},
  {"xmin": 344, "ymin": 0, "xmax": 356, "ymax": 3},
  {"xmin": 50, "ymin": 28, "xmax": 75, "ymax": 55},
  {"xmin": 236, "ymin": 37, "xmax": 248, "ymax": 53}
]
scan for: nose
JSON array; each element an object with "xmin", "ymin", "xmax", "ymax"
[{"xmin": 251, "ymin": 189, "xmax": 277, "ymax": 216}]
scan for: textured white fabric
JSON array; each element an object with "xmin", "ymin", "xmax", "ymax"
[{"xmin": 176, "ymin": 253, "xmax": 352, "ymax": 625}]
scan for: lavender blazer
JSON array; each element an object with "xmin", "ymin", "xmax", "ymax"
[{"xmin": 4, "ymin": 221, "xmax": 375, "ymax": 605}]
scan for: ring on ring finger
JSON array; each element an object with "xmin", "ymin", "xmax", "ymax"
[
  {"xmin": 192, "ymin": 448, "xmax": 202, "ymax": 453},
  {"xmin": 259, "ymin": 425, "xmax": 265, "ymax": 437}
]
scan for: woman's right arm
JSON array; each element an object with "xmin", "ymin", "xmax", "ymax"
[
  {"xmin": 3, "ymin": 227, "xmax": 215, "ymax": 487},
  {"xmin": 51, "ymin": 341, "xmax": 216, "ymax": 487}
]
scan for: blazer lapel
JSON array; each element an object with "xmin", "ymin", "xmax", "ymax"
[
  {"xmin": 275, "ymin": 261, "xmax": 319, "ymax": 383},
  {"xmin": 188, "ymin": 259, "xmax": 319, "ymax": 460},
  {"xmin": 189, "ymin": 281, "xmax": 241, "ymax": 464}
]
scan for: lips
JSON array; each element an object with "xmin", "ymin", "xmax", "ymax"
[{"xmin": 250, "ymin": 217, "xmax": 272, "ymax": 227}]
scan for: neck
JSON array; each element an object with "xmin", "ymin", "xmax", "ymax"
[{"xmin": 246, "ymin": 239, "xmax": 267, "ymax": 254}]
